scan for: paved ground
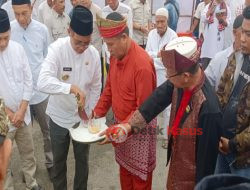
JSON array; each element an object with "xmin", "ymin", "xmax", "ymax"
[{"xmin": 9, "ymin": 114, "xmax": 168, "ymax": 190}]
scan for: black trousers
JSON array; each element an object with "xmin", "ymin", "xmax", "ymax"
[{"xmin": 49, "ymin": 119, "xmax": 90, "ymax": 190}]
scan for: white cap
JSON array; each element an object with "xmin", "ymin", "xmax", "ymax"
[
  {"xmin": 165, "ymin": 37, "xmax": 197, "ymax": 58},
  {"xmin": 155, "ymin": 8, "xmax": 169, "ymax": 19}
]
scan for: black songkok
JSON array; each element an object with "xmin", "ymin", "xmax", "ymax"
[
  {"xmin": 0, "ymin": 8, "xmax": 10, "ymax": 33},
  {"xmin": 70, "ymin": 5, "xmax": 93, "ymax": 36}
]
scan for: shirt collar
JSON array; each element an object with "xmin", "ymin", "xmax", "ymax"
[
  {"xmin": 18, "ymin": 19, "xmax": 33, "ymax": 31},
  {"xmin": 52, "ymin": 9, "xmax": 66, "ymax": 18}
]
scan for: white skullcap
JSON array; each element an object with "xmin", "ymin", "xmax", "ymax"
[
  {"xmin": 155, "ymin": 8, "xmax": 169, "ymax": 19},
  {"xmin": 165, "ymin": 37, "xmax": 197, "ymax": 59}
]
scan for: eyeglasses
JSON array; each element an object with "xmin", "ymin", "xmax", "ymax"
[
  {"xmin": 71, "ymin": 35, "xmax": 90, "ymax": 48},
  {"xmin": 73, "ymin": 40, "xmax": 89, "ymax": 48},
  {"xmin": 166, "ymin": 72, "xmax": 182, "ymax": 79}
]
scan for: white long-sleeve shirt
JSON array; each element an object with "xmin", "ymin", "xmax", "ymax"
[
  {"xmin": 1, "ymin": 0, "xmax": 39, "ymax": 21},
  {"xmin": 0, "ymin": 41, "xmax": 33, "ymax": 131},
  {"xmin": 38, "ymin": 37, "xmax": 102, "ymax": 129},
  {"xmin": 146, "ymin": 28, "xmax": 177, "ymax": 86},
  {"xmin": 38, "ymin": 1, "xmax": 52, "ymax": 24},
  {"xmin": 205, "ymin": 45, "xmax": 243, "ymax": 90},
  {"xmin": 43, "ymin": 9, "xmax": 70, "ymax": 42},
  {"xmin": 11, "ymin": 19, "xmax": 50, "ymax": 105}
]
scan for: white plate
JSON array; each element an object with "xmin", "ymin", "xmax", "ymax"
[{"xmin": 69, "ymin": 117, "xmax": 108, "ymax": 144}]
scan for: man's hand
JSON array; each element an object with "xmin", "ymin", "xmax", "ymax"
[
  {"xmin": 90, "ymin": 111, "xmax": 101, "ymax": 119},
  {"xmin": 148, "ymin": 23, "xmax": 155, "ymax": 31},
  {"xmin": 98, "ymin": 124, "xmax": 131, "ymax": 145},
  {"xmin": 12, "ymin": 100, "xmax": 28, "ymax": 128},
  {"xmin": 12, "ymin": 109, "xmax": 25, "ymax": 128},
  {"xmin": 70, "ymin": 85, "xmax": 86, "ymax": 109},
  {"xmin": 5, "ymin": 107, "xmax": 15, "ymax": 124},
  {"xmin": 98, "ymin": 129, "xmax": 111, "ymax": 145},
  {"xmin": 78, "ymin": 108, "xmax": 89, "ymax": 121},
  {"xmin": 219, "ymin": 137, "xmax": 230, "ymax": 155},
  {"xmin": 141, "ymin": 26, "xmax": 149, "ymax": 35}
]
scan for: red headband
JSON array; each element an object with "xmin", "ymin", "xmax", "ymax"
[
  {"xmin": 98, "ymin": 24, "xmax": 127, "ymax": 38},
  {"xmin": 96, "ymin": 15, "xmax": 127, "ymax": 38}
]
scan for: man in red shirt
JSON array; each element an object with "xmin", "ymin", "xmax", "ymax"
[{"xmin": 94, "ymin": 12, "xmax": 156, "ymax": 190}]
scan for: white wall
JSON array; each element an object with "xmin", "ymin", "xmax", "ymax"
[{"xmin": 176, "ymin": 0, "xmax": 197, "ymax": 32}]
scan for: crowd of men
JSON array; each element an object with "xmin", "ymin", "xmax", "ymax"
[{"xmin": 0, "ymin": 0, "xmax": 250, "ymax": 190}]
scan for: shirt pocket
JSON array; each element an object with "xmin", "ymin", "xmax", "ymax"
[
  {"xmin": 52, "ymin": 27, "xmax": 67, "ymax": 40},
  {"xmin": 60, "ymin": 68, "xmax": 73, "ymax": 84}
]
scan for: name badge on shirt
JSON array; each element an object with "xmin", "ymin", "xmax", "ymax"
[
  {"xmin": 63, "ymin": 67, "xmax": 72, "ymax": 71},
  {"xmin": 62, "ymin": 67, "xmax": 72, "ymax": 81}
]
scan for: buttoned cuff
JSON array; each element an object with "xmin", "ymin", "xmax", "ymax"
[
  {"xmin": 23, "ymin": 91, "xmax": 33, "ymax": 101},
  {"xmin": 62, "ymin": 83, "xmax": 71, "ymax": 94}
]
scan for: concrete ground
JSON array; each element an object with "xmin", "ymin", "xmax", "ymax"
[{"xmin": 9, "ymin": 114, "xmax": 168, "ymax": 190}]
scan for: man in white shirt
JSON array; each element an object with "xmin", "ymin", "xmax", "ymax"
[
  {"xmin": 129, "ymin": 0, "xmax": 152, "ymax": 48},
  {"xmin": 235, "ymin": 0, "xmax": 250, "ymax": 17},
  {"xmin": 200, "ymin": 0, "xmax": 231, "ymax": 69},
  {"xmin": 38, "ymin": 0, "xmax": 53, "ymax": 23},
  {"xmin": 222, "ymin": 0, "xmax": 244, "ymax": 50},
  {"xmin": 225, "ymin": 0, "xmax": 244, "ymax": 21},
  {"xmin": 205, "ymin": 15, "xmax": 244, "ymax": 90},
  {"xmin": 1, "ymin": 0, "xmax": 39, "ymax": 21},
  {"xmin": 146, "ymin": 8, "xmax": 177, "ymax": 148},
  {"xmin": 187, "ymin": 0, "xmax": 211, "ymax": 38},
  {"xmin": 102, "ymin": 0, "xmax": 133, "ymax": 36},
  {"xmin": 38, "ymin": 5, "xmax": 101, "ymax": 190},
  {"xmin": 0, "ymin": 8, "xmax": 43, "ymax": 190},
  {"xmin": 10, "ymin": 0, "xmax": 54, "ymax": 180},
  {"xmin": 43, "ymin": 0, "xmax": 70, "ymax": 42}
]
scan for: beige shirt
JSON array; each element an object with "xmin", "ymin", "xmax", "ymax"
[
  {"xmin": 44, "ymin": 9, "xmax": 70, "ymax": 42},
  {"xmin": 38, "ymin": 1, "xmax": 52, "ymax": 24},
  {"xmin": 90, "ymin": 2, "xmax": 102, "ymax": 54},
  {"xmin": 129, "ymin": 0, "xmax": 151, "ymax": 45}
]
